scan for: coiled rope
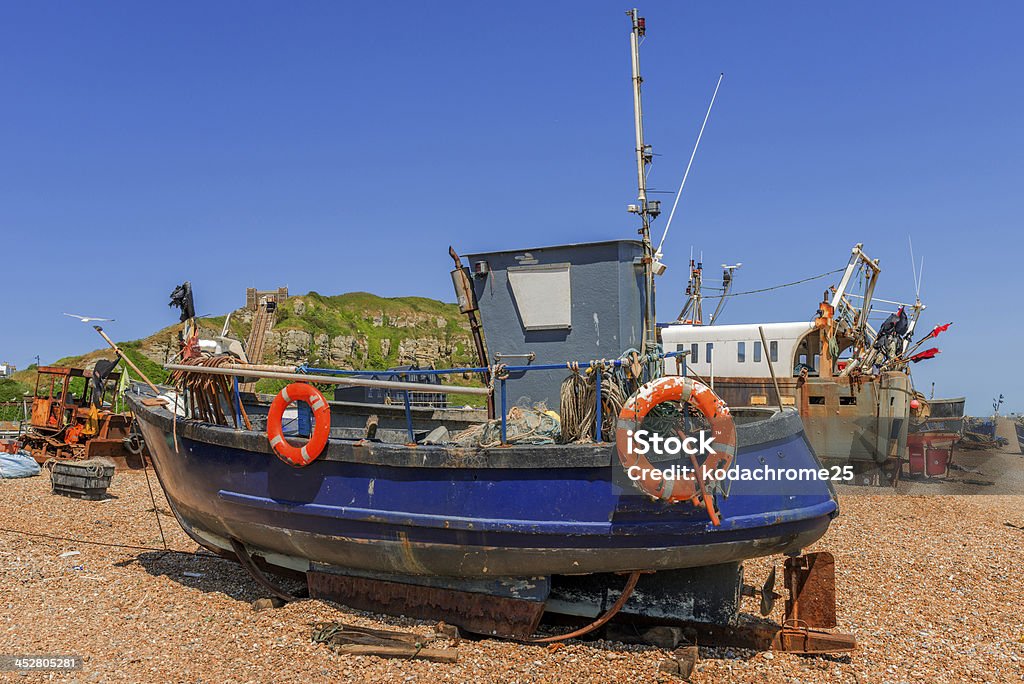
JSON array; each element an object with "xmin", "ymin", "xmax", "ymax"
[{"xmin": 559, "ymin": 360, "xmax": 627, "ymax": 443}]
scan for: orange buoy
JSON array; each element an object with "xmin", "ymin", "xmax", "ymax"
[
  {"xmin": 615, "ymin": 376, "xmax": 736, "ymax": 525},
  {"xmin": 266, "ymin": 383, "xmax": 331, "ymax": 467}
]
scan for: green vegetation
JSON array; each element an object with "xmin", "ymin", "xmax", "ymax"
[
  {"xmin": 267, "ymin": 292, "xmax": 473, "ymax": 369},
  {"xmin": 115, "ymin": 342, "xmax": 170, "ymax": 385},
  {"xmin": 8, "ymin": 291, "xmax": 484, "ymax": 402},
  {"xmin": 0, "ymin": 378, "xmax": 32, "ymax": 402}
]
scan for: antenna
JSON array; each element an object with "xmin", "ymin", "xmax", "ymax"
[
  {"xmin": 917, "ymin": 256, "xmax": 924, "ymax": 299},
  {"xmin": 627, "ymin": 8, "xmax": 659, "ymax": 354},
  {"xmin": 656, "ymin": 72, "xmax": 724, "ymax": 258},
  {"xmin": 708, "ymin": 263, "xmax": 742, "ymax": 325},
  {"xmin": 908, "ymin": 236, "xmax": 918, "ymax": 297},
  {"xmin": 908, "ymin": 236, "xmax": 925, "ymax": 299}
]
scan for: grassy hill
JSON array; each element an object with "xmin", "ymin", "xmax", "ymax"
[{"xmin": 9, "ymin": 291, "xmax": 482, "ymax": 404}]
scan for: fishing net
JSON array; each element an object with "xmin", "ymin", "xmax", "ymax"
[{"xmin": 448, "ymin": 404, "xmax": 561, "ymax": 448}]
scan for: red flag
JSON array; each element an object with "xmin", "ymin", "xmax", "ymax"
[
  {"xmin": 927, "ymin": 322, "xmax": 952, "ymax": 339},
  {"xmin": 909, "ymin": 348, "xmax": 940, "ymax": 363}
]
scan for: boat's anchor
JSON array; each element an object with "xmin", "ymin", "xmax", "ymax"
[{"xmin": 229, "ymin": 537, "xmax": 303, "ymax": 603}]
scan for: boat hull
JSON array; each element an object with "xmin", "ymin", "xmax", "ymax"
[
  {"xmin": 686, "ymin": 373, "xmax": 911, "ymax": 464},
  {"xmin": 128, "ymin": 391, "xmax": 837, "ymax": 578}
]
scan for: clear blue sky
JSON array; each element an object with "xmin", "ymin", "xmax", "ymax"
[{"xmin": 1, "ymin": 2, "xmax": 1021, "ymax": 413}]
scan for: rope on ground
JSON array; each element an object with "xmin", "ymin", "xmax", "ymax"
[{"xmin": 0, "ymin": 525, "xmax": 230, "ymax": 560}]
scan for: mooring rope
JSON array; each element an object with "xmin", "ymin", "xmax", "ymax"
[{"xmin": 0, "ymin": 525, "xmax": 231, "ymax": 560}]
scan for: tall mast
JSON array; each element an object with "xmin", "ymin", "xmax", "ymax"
[{"xmin": 627, "ymin": 8, "xmax": 660, "ymax": 353}]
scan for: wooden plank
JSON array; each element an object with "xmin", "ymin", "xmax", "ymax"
[{"xmin": 332, "ymin": 644, "xmax": 457, "ymax": 663}]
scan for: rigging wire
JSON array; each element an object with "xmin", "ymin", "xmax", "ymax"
[
  {"xmin": 656, "ymin": 73, "xmax": 724, "ymax": 257},
  {"xmin": 716, "ymin": 267, "xmax": 845, "ymax": 299}
]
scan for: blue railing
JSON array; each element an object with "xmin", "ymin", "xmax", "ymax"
[{"xmin": 294, "ymin": 350, "xmax": 686, "ymax": 446}]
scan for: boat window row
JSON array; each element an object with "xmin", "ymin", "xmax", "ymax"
[{"xmin": 677, "ymin": 340, "xmax": 779, "ymax": 365}]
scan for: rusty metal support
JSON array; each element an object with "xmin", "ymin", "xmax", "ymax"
[
  {"xmin": 784, "ymin": 551, "xmax": 837, "ymax": 628},
  {"xmin": 773, "ymin": 551, "xmax": 855, "ymax": 654},
  {"xmin": 449, "ymin": 246, "xmax": 495, "ymax": 419},
  {"xmin": 667, "ymin": 618, "xmax": 855, "ymax": 655},
  {"xmin": 771, "ymin": 624, "xmax": 857, "ymax": 654},
  {"xmin": 307, "ymin": 570, "xmax": 546, "ymax": 639},
  {"xmin": 693, "ymin": 552, "xmax": 855, "ymax": 654}
]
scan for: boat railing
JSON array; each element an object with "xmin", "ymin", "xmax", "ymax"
[
  {"xmin": 295, "ymin": 350, "xmax": 686, "ymax": 445},
  {"xmin": 165, "ymin": 351, "xmax": 687, "ymax": 446}
]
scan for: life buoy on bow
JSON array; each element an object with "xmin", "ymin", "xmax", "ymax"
[
  {"xmin": 615, "ymin": 376, "xmax": 736, "ymax": 525},
  {"xmin": 266, "ymin": 383, "xmax": 331, "ymax": 467}
]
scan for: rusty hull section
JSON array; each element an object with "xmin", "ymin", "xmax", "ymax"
[{"xmin": 699, "ymin": 373, "xmax": 910, "ymax": 464}]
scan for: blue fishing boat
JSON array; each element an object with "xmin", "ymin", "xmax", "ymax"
[
  {"xmin": 125, "ymin": 234, "xmax": 841, "ymax": 638},
  {"xmin": 911, "ymin": 396, "xmax": 965, "ymax": 436},
  {"xmin": 128, "ymin": 391, "xmax": 835, "ymax": 579},
  {"xmin": 123, "ymin": 11, "xmax": 849, "ymax": 648}
]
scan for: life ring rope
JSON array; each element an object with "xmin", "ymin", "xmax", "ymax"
[
  {"xmin": 267, "ymin": 383, "xmax": 331, "ymax": 467},
  {"xmin": 615, "ymin": 376, "xmax": 737, "ymax": 526}
]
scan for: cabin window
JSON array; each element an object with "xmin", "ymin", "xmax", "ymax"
[
  {"xmin": 737, "ymin": 341, "xmax": 746, "ymax": 363},
  {"xmin": 506, "ymin": 262, "xmax": 572, "ymax": 330},
  {"xmin": 770, "ymin": 341, "xmax": 778, "ymax": 363},
  {"xmin": 840, "ymin": 396, "xmax": 857, "ymax": 406},
  {"xmin": 810, "ymin": 396, "xmax": 826, "ymax": 405},
  {"xmin": 754, "ymin": 341, "xmax": 762, "ymax": 362},
  {"xmin": 691, "ymin": 343, "xmax": 699, "ymax": 363},
  {"xmin": 706, "ymin": 343, "xmax": 714, "ymax": 365}
]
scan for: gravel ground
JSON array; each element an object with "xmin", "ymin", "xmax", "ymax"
[{"xmin": 1, "ymin": 467, "xmax": 1023, "ymax": 683}]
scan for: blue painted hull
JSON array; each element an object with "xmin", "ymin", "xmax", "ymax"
[{"xmin": 129, "ymin": 392, "xmax": 838, "ymax": 578}]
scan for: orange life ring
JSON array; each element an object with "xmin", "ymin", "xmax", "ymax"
[
  {"xmin": 615, "ymin": 376, "xmax": 736, "ymax": 525},
  {"xmin": 267, "ymin": 383, "xmax": 331, "ymax": 467}
]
